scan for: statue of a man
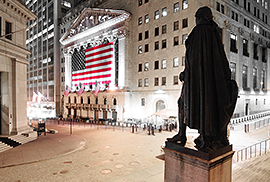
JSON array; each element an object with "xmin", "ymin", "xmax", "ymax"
[{"xmin": 167, "ymin": 6, "xmax": 238, "ymax": 152}]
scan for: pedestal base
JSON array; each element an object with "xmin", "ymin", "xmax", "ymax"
[{"xmin": 164, "ymin": 142, "xmax": 234, "ymax": 182}]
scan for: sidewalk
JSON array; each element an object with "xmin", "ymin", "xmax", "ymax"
[{"xmin": 0, "ymin": 132, "xmax": 86, "ymax": 168}]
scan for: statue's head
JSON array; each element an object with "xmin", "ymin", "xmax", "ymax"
[{"xmin": 195, "ymin": 6, "xmax": 213, "ymax": 25}]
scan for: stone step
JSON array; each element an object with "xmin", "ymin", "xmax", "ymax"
[
  {"xmin": 0, "ymin": 142, "xmax": 12, "ymax": 153},
  {"xmin": 9, "ymin": 135, "xmax": 36, "ymax": 144}
]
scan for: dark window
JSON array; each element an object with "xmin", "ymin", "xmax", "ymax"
[
  {"xmin": 81, "ymin": 97, "xmax": 83, "ymax": 104},
  {"xmin": 154, "ymin": 77, "xmax": 159, "ymax": 86},
  {"xmin": 230, "ymin": 34, "xmax": 238, "ymax": 53},
  {"xmin": 216, "ymin": 2, "xmax": 220, "ymax": 12},
  {"xmin": 162, "ymin": 25, "xmax": 166, "ymax": 34},
  {"xmin": 174, "ymin": 36, "xmax": 179, "ymax": 46},
  {"xmin": 138, "ymin": 33, "xmax": 142, "ymax": 41},
  {"xmin": 230, "ymin": 62, "xmax": 236, "ymax": 80},
  {"xmin": 253, "ymin": 68, "xmax": 257, "ymax": 89},
  {"xmin": 141, "ymin": 98, "xmax": 145, "ymax": 106},
  {"xmin": 145, "ymin": 44, "xmax": 149, "ymax": 52},
  {"xmin": 173, "ymin": 76, "xmax": 178, "ymax": 85},
  {"xmin": 138, "ymin": 63, "xmax": 142, "ymax": 72},
  {"xmin": 162, "ymin": 39, "xmax": 166, "ymax": 49},
  {"xmin": 155, "ymin": 41, "xmax": 159, "ymax": 50},
  {"xmin": 113, "ymin": 98, "xmax": 117, "ymax": 105},
  {"xmin": 262, "ymin": 47, "xmax": 267, "ymax": 63},
  {"xmin": 221, "ymin": 5, "xmax": 224, "ymax": 14},
  {"xmin": 162, "ymin": 77, "xmax": 166, "ymax": 85},
  {"xmin": 104, "ymin": 98, "xmax": 107, "ymax": 105},
  {"xmin": 154, "ymin": 60, "xmax": 159, "ymax": 69},
  {"xmin": 68, "ymin": 97, "xmax": 71, "ymax": 103},
  {"xmin": 182, "ymin": 18, "xmax": 188, "ymax": 28},
  {"xmin": 138, "ymin": 0, "xmax": 142, "ymax": 6},
  {"xmin": 145, "ymin": 0, "xmax": 149, "ymax": 3},
  {"xmin": 88, "ymin": 97, "xmax": 90, "ymax": 104},
  {"xmin": 95, "ymin": 97, "xmax": 98, "ymax": 104},
  {"xmin": 253, "ymin": 43, "xmax": 258, "ymax": 60},
  {"xmin": 5, "ymin": 21, "xmax": 12, "ymax": 40},
  {"xmin": 243, "ymin": 39, "xmax": 249, "ymax": 57},
  {"xmin": 74, "ymin": 97, "xmax": 77, "ymax": 103},
  {"xmin": 174, "ymin": 21, "xmax": 179, "ymax": 31},
  {"xmin": 155, "ymin": 27, "xmax": 159, "ymax": 36},
  {"xmin": 145, "ymin": 30, "xmax": 149, "ymax": 39},
  {"xmin": 261, "ymin": 70, "xmax": 265, "ymax": 89}
]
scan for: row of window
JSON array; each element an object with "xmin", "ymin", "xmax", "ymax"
[
  {"xmin": 138, "ymin": 76, "xmax": 179, "ymax": 87},
  {"xmin": 138, "ymin": 19, "xmax": 188, "ymax": 41},
  {"xmin": 138, "ymin": 1, "xmax": 188, "ymax": 25},
  {"xmin": 230, "ymin": 33, "xmax": 267, "ymax": 62},
  {"xmin": 138, "ymin": 35, "xmax": 187, "ymax": 53},
  {"xmin": 68, "ymin": 96, "xmax": 117, "ymax": 105},
  {"xmin": 230, "ymin": 62, "xmax": 266, "ymax": 89},
  {"xmin": 138, "ymin": 57, "xmax": 184, "ymax": 72}
]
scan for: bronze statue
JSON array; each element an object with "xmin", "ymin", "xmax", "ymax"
[{"xmin": 167, "ymin": 6, "xmax": 238, "ymax": 152}]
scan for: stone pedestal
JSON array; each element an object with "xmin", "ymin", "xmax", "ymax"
[{"xmin": 164, "ymin": 142, "xmax": 234, "ymax": 182}]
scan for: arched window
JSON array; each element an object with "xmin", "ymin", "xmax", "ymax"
[
  {"xmin": 95, "ymin": 97, "xmax": 98, "ymax": 104},
  {"xmin": 156, "ymin": 100, "xmax": 165, "ymax": 112},
  {"xmin": 104, "ymin": 98, "xmax": 107, "ymax": 105},
  {"xmin": 88, "ymin": 97, "xmax": 90, "ymax": 104},
  {"xmin": 113, "ymin": 98, "xmax": 117, "ymax": 105},
  {"xmin": 81, "ymin": 97, "xmax": 83, "ymax": 104},
  {"xmin": 74, "ymin": 97, "xmax": 77, "ymax": 103},
  {"xmin": 68, "ymin": 97, "xmax": 71, "ymax": 103}
]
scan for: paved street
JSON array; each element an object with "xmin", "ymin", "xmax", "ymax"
[{"xmin": 0, "ymin": 122, "xmax": 269, "ymax": 182}]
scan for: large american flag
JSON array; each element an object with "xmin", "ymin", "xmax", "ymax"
[{"xmin": 72, "ymin": 42, "xmax": 114, "ymax": 87}]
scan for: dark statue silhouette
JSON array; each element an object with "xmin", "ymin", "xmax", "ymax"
[{"xmin": 167, "ymin": 6, "xmax": 238, "ymax": 152}]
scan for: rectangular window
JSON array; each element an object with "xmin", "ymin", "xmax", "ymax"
[
  {"xmin": 173, "ymin": 57, "xmax": 179, "ymax": 67},
  {"xmin": 145, "ymin": 44, "xmax": 149, "ymax": 52},
  {"xmin": 173, "ymin": 76, "xmax": 179, "ymax": 85},
  {"xmin": 262, "ymin": 47, "xmax": 267, "ymax": 63},
  {"xmin": 144, "ymin": 62, "xmax": 149, "ymax": 71},
  {"xmin": 261, "ymin": 70, "xmax": 265, "ymax": 89},
  {"xmin": 144, "ymin": 78, "xmax": 149, "ymax": 87},
  {"xmin": 216, "ymin": 2, "xmax": 220, "ymax": 12},
  {"xmin": 182, "ymin": 0, "xmax": 188, "ymax": 9},
  {"xmin": 253, "ymin": 68, "xmax": 257, "ymax": 89},
  {"xmin": 138, "ymin": 33, "xmax": 142, "ymax": 41},
  {"xmin": 141, "ymin": 98, "xmax": 145, "ymax": 106},
  {"xmin": 174, "ymin": 36, "xmax": 179, "ymax": 46},
  {"xmin": 138, "ymin": 17, "xmax": 142, "ymax": 25},
  {"xmin": 162, "ymin": 77, "xmax": 166, "ymax": 85},
  {"xmin": 155, "ymin": 41, "xmax": 159, "ymax": 50},
  {"xmin": 243, "ymin": 39, "xmax": 249, "ymax": 57},
  {"xmin": 155, "ymin": 10, "xmax": 159, "ymax": 19},
  {"xmin": 154, "ymin": 77, "xmax": 159, "ymax": 86},
  {"xmin": 182, "ymin": 34, "xmax": 188, "ymax": 44},
  {"xmin": 162, "ymin": 39, "xmax": 166, "ymax": 49},
  {"xmin": 162, "ymin": 25, "xmax": 167, "ymax": 34},
  {"xmin": 253, "ymin": 43, "xmax": 258, "ymax": 60},
  {"xmin": 230, "ymin": 62, "xmax": 236, "ymax": 80},
  {"xmin": 182, "ymin": 18, "xmax": 188, "ymax": 28},
  {"xmin": 5, "ymin": 21, "xmax": 12, "ymax": 40},
  {"xmin": 138, "ymin": 45, "xmax": 143, "ymax": 54},
  {"xmin": 230, "ymin": 34, "xmax": 238, "ymax": 53},
  {"xmin": 174, "ymin": 21, "xmax": 179, "ymax": 31},
  {"xmin": 145, "ymin": 14, "xmax": 149, "ymax": 23},
  {"xmin": 162, "ymin": 59, "xmax": 166, "ymax": 69},
  {"xmin": 145, "ymin": 30, "xmax": 149, "ymax": 39},
  {"xmin": 162, "ymin": 7, "xmax": 167, "ymax": 17},
  {"xmin": 155, "ymin": 27, "xmax": 159, "ymax": 36},
  {"xmin": 174, "ymin": 2, "xmax": 179, "ymax": 12},
  {"xmin": 138, "ymin": 63, "xmax": 142, "ymax": 72},
  {"xmin": 242, "ymin": 65, "xmax": 248, "ymax": 88},
  {"xmin": 138, "ymin": 0, "xmax": 142, "ymax": 6},
  {"xmin": 221, "ymin": 4, "xmax": 225, "ymax": 14},
  {"xmin": 154, "ymin": 60, "xmax": 159, "ymax": 69},
  {"xmin": 248, "ymin": 2, "xmax": 250, "ymax": 12},
  {"xmin": 138, "ymin": 79, "xmax": 142, "ymax": 87},
  {"xmin": 145, "ymin": 0, "xmax": 149, "ymax": 3}
]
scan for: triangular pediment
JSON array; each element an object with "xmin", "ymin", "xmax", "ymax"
[{"xmin": 60, "ymin": 8, "xmax": 130, "ymax": 45}]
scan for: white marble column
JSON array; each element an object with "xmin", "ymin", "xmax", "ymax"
[
  {"xmin": 118, "ymin": 36, "xmax": 125, "ymax": 88},
  {"xmin": 64, "ymin": 53, "xmax": 72, "ymax": 89}
]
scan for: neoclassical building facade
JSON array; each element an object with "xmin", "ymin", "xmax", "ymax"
[{"xmin": 0, "ymin": 0, "xmax": 36, "ymax": 135}]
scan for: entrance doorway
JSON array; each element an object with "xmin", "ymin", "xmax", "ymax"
[
  {"xmin": 103, "ymin": 110, "xmax": 107, "ymax": 119},
  {"xmin": 245, "ymin": 103, "xmax": 249, "ymax": 115},
  {"xmin": 112, "ymin": 111, "xmax": 117, "ymax": 122},
  {"xmin": 156, "ymin": 100, "xmax": 166, "ymax": 112},
  {"xmin": 74, "ymin": 109, "xmax": 77, "ymax": 119},
  {"xmin": 94, "ymin": 110, "xmax": 99, "ymax": 121}
]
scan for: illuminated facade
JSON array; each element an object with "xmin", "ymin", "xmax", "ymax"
[
  {"xmin": 60, "ymin": 0, "xmax": 270, "ymax": 121},
  {"xmin": 0, "ymin": 0, "xmax": 36, "ymax": 135}
]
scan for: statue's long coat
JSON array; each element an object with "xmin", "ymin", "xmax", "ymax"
[{"xmin": 182, "ymin": 21, "xmax": 238, "ymax": 138}]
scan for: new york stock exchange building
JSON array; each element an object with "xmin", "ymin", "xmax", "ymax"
[{"xmin": 60, "ymin": 8, "xmax": 131, "ymax": 122}]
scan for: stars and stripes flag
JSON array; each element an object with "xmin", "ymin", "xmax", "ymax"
[
  {"xmin": 32, "ymin": 92, "xmax": 38, "ymax": 102},
  {"xmin": 94, "ymin": 81, "xmax": 100, "ymax": 96},
  {"xmin": 77, "ymin": 85, "xmax": 85, "ymax": 96},
  {"xmin": 71, "ymin": 42, "xmax": 114, "ymax": 87},
  {"xmin": 64, "ymin": 87, "xmax": 71, "ymax": 96}
]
